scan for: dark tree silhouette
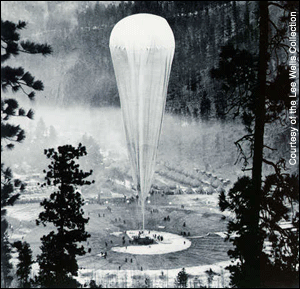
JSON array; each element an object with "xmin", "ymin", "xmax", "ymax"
[
  {"xmin": 89, "ymin": 279, "xmax": 102, "ymax": 288},
  {"xmin": 249, "ymin": 3, "xmax": 269, "ymax": 287},
  {"xmin": 174, "ymin": 267, "xmax": 188, "ymax": 288},
  {"xmin": 200, "ymin": 91, "xmax": 211, "ymax": 120},
  {"xmin": 205, "ymin": 268, "xmax": 219, "ymax": 288},
  {"xmin": 219, "ymin": 176, "xmax": 266, "ymax": 287},
  {"xmin": 1, "ymin": 19, "xmax": 51, "ymax": 288},
  {"xmin": 36, "ymin": 143, "xmax": 94, "ymax": 288},
  {"xmin": 1, "ymin": 20, "xmax": 52, "ymax": 150},
  {"xmin": 211, "ymin": 44, "xmax": 258, "ymax": 127},
  {"xmin": 219, "ymin": 174, "xmax": 299, "ymax": 287},
  {"xmin": 0, "ymin": 225, "xmax": 13, "ymax": 288},
  {"xmin": 260, "ymin": 173, "xmax": 299, "ymax": 287},
  {"xmin": 212, "ymin": 1, "xmax": 299, "ymax": 287},
  {"xmin": 12, "ymin": 241, "xmax": 34, "ymax": 288}
]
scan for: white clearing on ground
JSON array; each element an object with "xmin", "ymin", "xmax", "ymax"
[
  {"xmin": 111, "ymin": 230, "xmax": 191, "ymax": 255},
  {"xmin": 6, "ymin": 203, "xmax": 43, "ymax": 221},
  {"xmin": 110, "ymin": 231, "xmax": 123, "ymax": 237}
]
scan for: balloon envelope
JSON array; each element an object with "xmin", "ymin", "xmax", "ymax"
[{"xmin": 109, "ymin": 14, "xmax": 175, "ymax": 208}]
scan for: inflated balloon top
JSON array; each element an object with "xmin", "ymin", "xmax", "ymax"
[
  {"xmin": 109, "ymin": 13, "xmax": 175, "ymax": 50},
  {"xmin": 110, "ymin": 14, "xmax": 175, "ymax": 229}
]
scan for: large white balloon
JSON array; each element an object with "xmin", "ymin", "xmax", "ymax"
[{"xmin": 109, "ymin": 14, "xmax": 175, "ymax": 229}]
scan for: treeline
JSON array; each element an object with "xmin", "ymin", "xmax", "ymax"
[
  {"xmin": 44, "ymin": 1, "xmax": 259, "ymax": 120},
  {"xmin": 3, "ymin": 117, "xmax": 103, "ymax": 183}
]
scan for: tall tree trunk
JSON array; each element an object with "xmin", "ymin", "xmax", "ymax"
[{"xmin": 251, "ymin": 1, "xmax": 268, "ymax": 287}]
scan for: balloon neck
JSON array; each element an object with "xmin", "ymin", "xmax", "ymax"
[
  {"xmin": 136, "ymin": 184, "xmax": 145, "ymax": 231},
  {"xmin": 142, "ymin": 203, "xmax": 145, "ymax": 231},
  {"xmin": 140, "ymin": 196, "xmax": 145, "ymax": 231}
]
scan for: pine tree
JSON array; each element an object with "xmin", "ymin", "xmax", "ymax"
[
  {"xmin": 36, "ymin": 143, "xmax": 94, "ymax": 288},
  {"xmin": 78, "ymin": 134, "xmax": 103, "ymax": 172},
  {"xmin": 219, "ymin": 174, "xmax": 299, "ymax": 287},
  {"xmin": 1, "ymin": 231, "xmax": 13, "ymax": 288},
  {"xmin": 200, "ymin": 90, "xmax": 211, "ymax": 120},
  {"xmin": 232, "ymin": 1, "xmax": 239, "ymax": 37},
  {"xmin": 12, "ymin": 241, "xmax": 34, "ymax": 288},
  {"xmin": 243, "ymin": 1, "xmax": 251, "ymax": 45},
  {"xmin": 205, "ymin": 268, "xmax": 218, "ymax": 288},
  {"xmin": 1, "ymin": 165, "xmax": 26, "ymax": 287},
  {"xmin": 174, "ymin": 267, "xmax": 188, "ymax": 288},
  {"xmin": 224, "ymin": 15, "xmax": 232, "ymax": 41},
  {"xmin": 1, "ymin": 19, "xmax": 52, "ymax": 288},
  {"xmin": 35, "ymin": 117, "xmax": 47, "ymax": 140},
  {"xmin": 48, "ymin": 125, "xmax": 58, "ymax": 146},
  {"xmin": 213, "ymin": 1, "xmax": 299, "ymax": 287}
]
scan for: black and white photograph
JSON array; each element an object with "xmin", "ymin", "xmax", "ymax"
[{"xmin": 1, "ymin": 1, "xmax": 299, "ymax": 288}]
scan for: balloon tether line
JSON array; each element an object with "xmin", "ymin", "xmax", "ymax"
[{"xmin": 141, "ymin": 194, "xmax": 145, "ymax": 231}]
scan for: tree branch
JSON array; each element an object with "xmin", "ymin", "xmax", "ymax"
[
  {"xmin": 268, "ymin": 2, "xmax": 285, "ymax": 10},
  {"xmin": 263, "ymin": 144, "xmax": 277, "ymax": 151},
  {"xmin": 262, "ymin": 158, "xmax": 283, "ymax": 175}
]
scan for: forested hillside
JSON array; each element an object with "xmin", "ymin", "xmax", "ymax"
[{"xmin": 23, "ymin": 1, "xmax": 259, "ymax": 120}]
